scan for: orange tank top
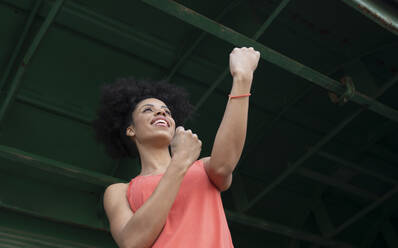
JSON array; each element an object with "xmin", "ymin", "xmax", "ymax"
[{"xmin": 126, "ymin": 160, "xmax": 234, "ymax": 248}]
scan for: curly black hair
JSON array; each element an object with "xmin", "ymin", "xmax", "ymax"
[{"xmin": 92, "ymin": 77, "xmax": 194, "ymax": 160}]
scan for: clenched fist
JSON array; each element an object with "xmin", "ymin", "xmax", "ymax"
[
  {"xmin": 229, "ymin": 47, "xmax": 260, "ymax": 81},
  {"xmin": 170, "ymin": 126, "xmax": 202, "ymax": 168}
]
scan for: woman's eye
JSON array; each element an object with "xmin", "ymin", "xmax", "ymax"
[
  {"xmin": 143, "ymin": 108, "xmax": 152, "ymax": 112},
  {"xmin": 166, "ymin": 110, "xmax": 171, "ymax": 115}
]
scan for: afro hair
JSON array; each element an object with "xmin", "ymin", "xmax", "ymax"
[{"xmin": 92, "ymin": 77, "xmax": 194, "ymax": 160}]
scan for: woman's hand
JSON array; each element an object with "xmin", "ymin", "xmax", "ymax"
[
  {"xmin": 229, "ymin": 47, "xmax": 260, "ymax": 82},
  {"xmin": 170, "ymin": 126, "xmax": 202, "ymax": 168}
]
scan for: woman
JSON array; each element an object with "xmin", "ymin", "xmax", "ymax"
[{"xmin": 93, "ymin": 47, "xmax": 260, "ymax": 248}]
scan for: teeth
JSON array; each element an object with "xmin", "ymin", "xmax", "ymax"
[{"xmin": 153, "ymin": 120, "xmax": 167, "ymax": 126}]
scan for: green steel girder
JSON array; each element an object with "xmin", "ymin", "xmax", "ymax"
[
  {"xmin": 141, "ymin": 0, "xmax": 398, "ymax": 123},
  {"xmin": 16, "ymin": 93, "xmax": 93, "ymax": 125},
  {"xmin": 0, "ymin": 209, "xmax": 115, "ymax": 247},
  {"xmin": 0, "ymin": 0, "xmax": 42, "ymax": 93},
  {"xmin": 1, "ymin": 0, "xmax": 317, "ymax": 137},
  {"xmin": 242, "ymin": 109, "xmax": 363, "ymax": 212},
  {"xmin": 317, "ymin": 150, "xmax": 398, "ymax": 185},
  {"xmin": 236, "ymin": 44, "xmax": 397, "ymax": 178},
  {"xmin": 0, "ymin": 179, "xmax": 107, "ymax": 230},
  {"xmin": 326, "ymin": 186, "xmax": 398, "ymax": 238},
  {"xmin": 341, "ymin": 0, "xmax": 398, "ymax": 36},
  {"xmin": 0, "ymin": 226, "xmax": 92, "ymax": 248},
  {"xmin": 242, "ymin": 72, "xmax": 398, "ymax": 212},
  {"xmin": 165, "ymin": 0, "xmax": 242, "ymax": 81},
  {"xmin": 297, "ymin": 167, "xmax": 379, "ymax": 201},
  {"xmin": 190, "ymin": 0, "xmax": 292, "ymax": 114},
  {"xmin": 0, "ymin": 145, "xmax": 124, "ymax": 186},
  {"xmin": 225, "ymin": 211, "xmax": 353, "ymax": 248},
  {"xmin": 0, "ymin": 0, "xmax": 65, "ymax": 126}
]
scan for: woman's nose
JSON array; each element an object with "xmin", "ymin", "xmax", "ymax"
[{"xmin": 155, "ymin": 109, "xmax": 166, "ymax": 116}]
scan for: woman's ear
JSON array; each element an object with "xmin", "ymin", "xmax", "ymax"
[{"xmin": 126, "ymin": 125, "xmax": 135, "ymax": 138}]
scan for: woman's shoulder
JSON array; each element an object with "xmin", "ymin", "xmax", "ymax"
[{"xmin": 104, "ymin": 183, "xmax": 129, "ymax": 198}]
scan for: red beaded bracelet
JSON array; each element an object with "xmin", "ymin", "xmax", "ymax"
[{"xmin": 228, "ymin": 93, "xmax": 251, "ymax": 99}]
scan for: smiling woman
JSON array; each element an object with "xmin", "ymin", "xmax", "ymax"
[{"xmin": 92, "ymin": 47, "xmax": 260, "ymax": 248}]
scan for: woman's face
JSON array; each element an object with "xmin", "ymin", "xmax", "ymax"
[{"xmin": 126, "ymin": 98, "xmax": 176, "ymax": 147}]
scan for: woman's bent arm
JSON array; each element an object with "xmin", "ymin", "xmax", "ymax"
[{"xmin": 104, "ymin": 161, "xmax": 188, "ymax": 248}]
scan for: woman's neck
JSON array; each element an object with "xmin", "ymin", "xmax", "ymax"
[{"xmin": 136, "ymin": 143, "xmax": 171, "ymax": 176}]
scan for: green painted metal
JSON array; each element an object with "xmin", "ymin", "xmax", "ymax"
[
  {"xmin": 0, "ymin": 0, "xmax": 42, "ymax": 93},
  {"xmin": 16, "ymin": 94, "xmax": 93, "ymax": 125},
  {"xmin": 1, "ymin": 0, "xmax": 307, "ymax": 135},
  {"xmin": 297, "ymin": 167, "xmax": 379, "ymax": 200},
  {"xmin": 0, "ymin": 145, "xmax": 124, "ymax": 186},
  {"xmin": 4, "ymin": 0, "xmax": 382, "ymax": 147},
  {"xmin": 191, "ymin": 0, "xmax": 292, "ymax": 113},
  {"xmin": 165, "ymin": 0, "xmax": 242, "ymax": 81},
  {"xmin": 242, "ymin": 109, "xmax": 362, "ymax": 212},
  {"xmin": 341, "ymin": 0, "xmax": 398, "ymax": 36},
  {"xmin": 0, "ymin": 209, "xmax": 116, "ymax": 247},
  {"xmin": 225, "ymin": 210, "xmax": 353, "ymax": 248},
  {"xmin": 141, "ymin": 0, "xmax": 398, "ymax": 123},
  {"xmin": 0, "ymin": 0, "xmax": 65, "ymax": 125},
  {"xmin": 317, "ymin": 150, "xmax": 398, "ymax": 185},
  {"xmin": 326, "ymin": 186, "xmax": 398, "ymax": 238},
  {"xmin": 235, "ymin": 85, "xmax": 313, "ymax": 172},
  {"xmin": 242, "ymin": 72, "xmax": 398, "ymax": 212},
  {"xmin": 0, "ymin": 226, "xmax": 93, "ymax": 248},
  {"xmin": 236, "ymin": 46, "xmax": 398, "ymax": 174}
]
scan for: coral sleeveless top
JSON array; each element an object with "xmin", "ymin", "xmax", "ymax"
[{"xmin": 126, "ymin": 160, "xmax": 234, "ymax": 248}]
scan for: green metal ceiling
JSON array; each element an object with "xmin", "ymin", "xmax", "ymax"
[{"xmin": 0, "ymin": 0, "xmax": 398, "ymax": 247}]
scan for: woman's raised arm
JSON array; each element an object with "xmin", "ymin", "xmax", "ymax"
[{"xmin": 204, "ymin": 47, "xmax": 260, "ymax": 191}]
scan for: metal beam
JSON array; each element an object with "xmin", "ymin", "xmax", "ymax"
[
  {"xmin": 1, "ymin": 0, "xmax": 318, "ymax": 137},
  {"xmin": 225, "ymin": 210, "xmax": 353, "ymax": 247},
  {"xmin": 341, "ymin": 0, "xmax": 398, "ymax": 36},
  {"xmin": 0, "ymin": 0, "xmax": 42, "ymax": 93},
  {"xmin": 165, "ymin": 0, "xmax": 242, "ymax": 81},
  {"xmin": 141, "ymin": 0, "xmax": 398, "ymax": 123},
  {"xmin": 297, "ymin": 167, "xmax": 379, "ymax": 201},
  {"xmin": 242, "ymin": 72, "xmax": 398, "ymax": 211},
  {"xmin": 0, "ymin": 226, "xmax": 96, "ymax": 248},
  {"xmin": 326, "ymin": 186, "xmax": 398, "ymax": 238},
  {"xmin": 242, "ymin": 110, "xmax": 362, "ymax": 212},
  {"xmin": 0, "ymin": 145, "xmax": 124, "ymax": 186},
  {"xmin": 236, "ymin": 49, "xmax": 396, "ymax": 179},
  {"xmin": 0, "ymin": 0, "xmax": 65, "ymax": 126},
  {"xmin": 16, "ymin": 94, "xmax": 93, "ymax": 125},
  {"xmin": 317, "ymin": 150, "xmax": 398, "ymax": 185},
  {"xmin": 190, "ymin": 0, "xmax": 292, "ymax": 114}
]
